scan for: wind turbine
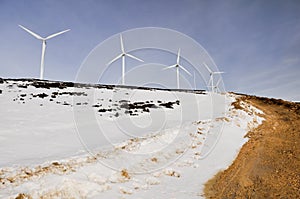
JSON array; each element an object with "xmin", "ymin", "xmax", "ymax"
[
  {"xmin": 19, "ymin": 25, "xmax": 70, "ymax": 80},
  {"xmin": 163, "ymin": 49, "xmax": 191, "ymax": 89},
  {"xmin": 107, "ymin": 34, "xmax": 144, "ymax": 85},
  {"xmin": 203, "ymin": 62, "xmax": 224, "ymax": 93}
]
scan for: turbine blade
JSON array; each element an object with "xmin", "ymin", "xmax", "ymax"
[
  {"xmin": 212, "ymin": 71, "xmax": 225, "ymax": 74},
  {"xmin": 176, "ymin": 48, "xmax": 181, "ymax": 65},
  {"xmin": 203, "ymin": 62, "xmax": 212, "ymax": 73},
  {"xmin": 18, "ymin": 25, "xmax": 43, "ymax": 40},
  {"xmin": 126, "ymin": 53, "xmax": 144, "ymax": 62},
  {"xmin": 120, "ymin": 34, "xmax": 125, "ymax": 53},
  {"xmin": 162, "ymin": 64, "xmax": 176, "ymax": 70},
  {"xmin": 215, "ymin": 79, "xmax": 221, "ymax": 87},
  {"xmin": 45, "ymin": 29, "xmax": 70, "ymax": 40},
  {"xmin": 107, "ymin": 54, "xmax": 122, "ymax": 66},
  {"xmin": 179, "ymin": 65, "xmax": 192, "ymax": 76}
]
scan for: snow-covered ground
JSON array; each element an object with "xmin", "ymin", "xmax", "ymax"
[{"xmin": 0, "ymin": 79, "xmax": 263, "ymax": 198}]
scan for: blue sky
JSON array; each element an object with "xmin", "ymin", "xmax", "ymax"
[{"xmin": 0, "ymin": 0, "xmax": 299, "ymax": 101}]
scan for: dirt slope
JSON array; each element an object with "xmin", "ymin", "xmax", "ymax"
[{"xmin": 204, "ymin": 95, "xmax": 300, "ymax": 199}]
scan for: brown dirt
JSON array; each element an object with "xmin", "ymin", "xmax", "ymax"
[
  {"xmin": 15, "ymin": 193, "xmax": 32, "ymax": 199},
  {"xmin": 204, "ymin": 95, "xmax": 300, "ymax": 199},
  {"xmin": 121, "ymin": 169, "xmax": 131, "ymax": 180}
]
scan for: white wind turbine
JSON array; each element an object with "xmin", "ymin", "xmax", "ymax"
[
  {"xmin": 107, "ymin": 34, "xmax": 144, "ymax": 85},
  {"xmin": 203, "ymin": 62, "xmax": 224, "ymax": 93},
  {"xmin": 163, "ymin": 49, "xmax": 191, "ymax": 89},
  {"xmin": 19, "ymin": 25, "xmax": 70, "ymax": 80}
]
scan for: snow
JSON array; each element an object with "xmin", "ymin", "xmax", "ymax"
[{"xmin": 0, "ymin": 79, "xmax": 263, "ymax": 198}]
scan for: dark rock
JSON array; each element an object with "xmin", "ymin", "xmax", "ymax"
[
  {"xmin": 92, "ymin": 104, "xmax": 101, "ymax": 107},
  {"xmin": 130, "ymin": 113, "xmax": 138, "ymax": 116},
  {"xmin": 159, "ymin": 101, "xmax": 180, "ymax": 109},
  {"xmin": 58, "ymin": 92, "xmax": 87, "ymax": 96},
  {"xmin": 120, "ymin": 103, "xmax": 129, "ymax": 109},
  {"xmin": 63, "ymin": 101, "xmax": 70, "ymax": 106},
  {"xmin": 32, "ymin": 93, "xmax": 48, "ymax": 98},
  {"xmin": 119, "ymin": 100, "xmax": 129, "ymax": 103},
  {"xmin": 31, "ymin": 81, "xmax": 74, "ymax": 89},
  {"xmin": 125, "ymin": 110, "xmax": 133, "ymax": 114},
  {"xmin": 133, "ymin": 102, "xmax": 144, "ymax": 105},
  {"xmin": 98, "ymin": 108, "xmax": 112, "ymax": 112},
  {"xmin": 17, "ymin": 84, "xmax": 28, "ymax": 88}
]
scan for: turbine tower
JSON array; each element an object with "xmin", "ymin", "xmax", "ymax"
[
  {"xmin": 107, "ymin": 34, "xmax": 144, "ymax": 85},
  {"xmin": 212, "ymin": 78, "xmax": 222, "ymax": 93},
  {"xmin": 193, "ymin": 71, "xmax": 196, "ymax": 90},
  {"xmin": 163, "ymin": 49, "xmax": 191, "ymax": 89},
  {"xmin": 19, "ymin": 25, "xmax": 70, "ymax": 80},
  {"xmin": 203, "ymin": 62, "xmax": 224, "ymax": 93}
]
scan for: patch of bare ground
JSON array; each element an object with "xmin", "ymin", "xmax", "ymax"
[
  {"xmin": 15, "ymin": 193, "xmax": 32, "ymax": 199},
  {"xmin": 204, "ymin": 95, "xmax": 300, "ymax": 198}
]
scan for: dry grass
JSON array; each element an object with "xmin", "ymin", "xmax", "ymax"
[
  {"xmin": 0, "ymin": 155, "xmax": 98, "ymax": 186},
  {"xmin": 15, "ymin": 193, "xmax": 32, "ymax": 199},
  {"xmin": 121, "ymin": 169, "xmax": 130, "ymax": 180}
]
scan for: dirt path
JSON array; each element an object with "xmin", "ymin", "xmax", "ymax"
[{"xmin": 204, "ymin": 95, "xmax": 300, "ymax": 198}]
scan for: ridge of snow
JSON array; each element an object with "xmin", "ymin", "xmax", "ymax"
[{"xmin": 0, "ymin": 80, "xmax": 263, "ymax": 198}]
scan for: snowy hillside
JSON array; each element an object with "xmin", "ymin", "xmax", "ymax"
[{"xmin": 0, "ymin": 78, "xmax": 263, "ymax": 198}]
